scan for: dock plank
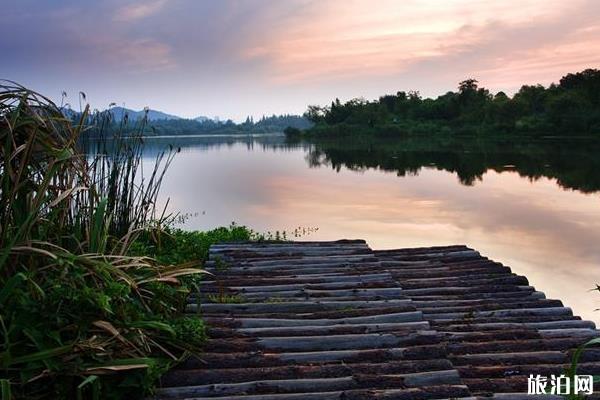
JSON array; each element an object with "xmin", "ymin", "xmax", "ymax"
[{"xmin": 153, "ymin": 241, "xmax": 600, "ymax": 399}]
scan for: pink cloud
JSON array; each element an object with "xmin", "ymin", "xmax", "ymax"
[
  {"xmin": 238, "ymin": 0, "xmax": 600, "ymax": 88},
  {"xmin": 114, "ymin": 0, "xmax": 168, "ymax": 22}
]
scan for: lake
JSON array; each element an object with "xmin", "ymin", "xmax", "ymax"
[{"xmin": 136, "ymin": 133, "xmax": 600, "ymax": 324}]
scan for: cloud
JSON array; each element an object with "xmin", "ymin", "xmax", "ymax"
[
  {"xmin": 114, "ymin": 0, "xmax": 168, "ymax": 22},
  {"xmin": 236, "ymin": 0, "xmax": 600, "ymax": 88}
]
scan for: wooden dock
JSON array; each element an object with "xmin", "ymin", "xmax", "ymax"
[{"xmin": 155, "ymin": 241, "xmax": 600, "ymax": 399}]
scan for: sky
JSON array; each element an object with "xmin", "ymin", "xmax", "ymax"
[{"xmin": 2, "ymin": 0, "xmax": 600, "ymax": 121}]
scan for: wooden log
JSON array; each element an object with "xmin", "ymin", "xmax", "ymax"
[
  {"xmin": 189, "ymin": 300, "xmax": 414, "ymax": 314},
  {"xmin": 456, "ymin": 362, "xmax": 600, "ymax": 378},
  {"xmin": 538, "ymin": 328, "xmax": 599, "ymax": 338},
  {"xmin": 437, "ymin": 319, "xmax": 594, "ymax": 332},
  {"xmin": 462, "ymin": 377, "xmax": 529, "ymax": 393},
  {"xmin": 381, "ymin": 250, "xmax": 480, "ymax": 260},
  {"xmin": 447, "ymin": 337, "xmax": 593, "ymax": 355},
  {"xmin": 221, "ymin": 311, "xmax": 424, "ymax": 328},
  {"xmin": 374, "ymin": 245, "xmax": 470, "ymax": 255},
  {"xmin": 384, "ymin": 260, "xmax": 499, "ymax": 271},
  {"xmin": 442, "ymin": 330, "xmax": 541, "ymax": 342},
  {"xmin": 223, "ymin": 281, "xmax": 398, "ymax": 293},
  {"xmin": 155, "ymin": 385, "xmax": 472, "ymax": 400},
  {"xmin": 202, "ymin": 307, "xmax": 425, "ymax": 324},
  {"xmin": 253, "ymin": 331, "xmax": 440, "ymax": 352},
  {"xmin": 211, "ymin": 249, "xmax": 374, "ymax": 260},
  {"xmin": 234, "ymin": 321, "xmax": 431, "ymax": 336},
  {"xmin": 418, "ymin": 300, "xmax": 563, "ymax": 314},
  {"xmin": 155, "ymin": 370, "xmax": 461, "ymax": 398},
  {"xmin": 199, "ymin": 273, "xmax": 394, "ymax": 286},
  {"xmin": 407, "ymin": 290, "xmax": 545, "ymax": 301},
  {"xmin": 161, "ymin": 359, "xmax": 454, "ymax": 386},
  {"xmin": 197, "ymin": 308, "xmax": 417, "ymax": 321},
  {"xmin": 156, "ymin": 376, "xmax": 358, "ymax": 398},
  {"xmin": 425, "ymin": 306, "xmax": 572, "ymax": 321},
  {"xmin": 399, "ymin": 275, "xmax": 529, "ymax": 289},
  {"xmin": 412, "ymin": 298, "xmax": 561, "ymax": 309},
  {"xmin": 238, "ymin": 254, "xmax": 376, "ymax": 266},
  {"xmin": 208, "ymin": 322, "xmax": 430, "ymax": 338},
  {"xmin": 181, "ymin": 344, "xmax": 447, "ymax": 368},
  {"xmin": 391, "ymin": 266, "xmax": 512, "ymax": 279},
  {"xmin": 215, "ymin": 267, "xmax": 384, "ymax": 277},
  {"xmin": 234, "ymin": 287, "xmax": 405, "ymax": 300},
  {"xmin": 400, "ymin": 285, "xmax": 535, "ymax": 296},
  {"xmin": 450, "ymin": 351, "xmax": 568, "ymax": 366}
]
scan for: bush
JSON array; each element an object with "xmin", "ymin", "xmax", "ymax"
[{"xmin": 0, "ymin": 82, "xmax": 252, "ymax": 399}]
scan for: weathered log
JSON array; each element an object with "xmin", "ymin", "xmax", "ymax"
[
  {"xmin": 161, "ymin": 359, "xmax": 454, "ymax": 386},
  {"xmin": 425, "ymin": 306, "xmax": 572, "ymax": 321},
  {"xmin": 413, "ymin": 298, "xmax": 561, "ymax": 309},
  {"xmin": 374, "ymin": 245, "xmax": 470, "ymax": 255},
  {"xmin": 391, "ymin": 266, "xmax": 511, "ymax": 279},
  {"xmin": 450, "ymin": 351, "xmax": 568, "ymax": 366},
  {"xmin": 384, "ymin": 259, "xmax": 498, "ymax": 271},
  {"xmin": 235, "ymin": 321, "xmax": 430, "ymax": 336},
  {"xmin": 380, "ymin": 249, "xmax": 481, "ymax": 260},
  {"xmin": 447, "ymin": 337, "xmax": 594, "ymax": 355},
  {"xmin": 399, "ymin": 275, "xmax": 529, "ymax": 289},
  {"xmin": 462, "ymin": 376, "xmax": 528, "ymax": 393},
  {"xmin": 456, "ymin": 362, "xmax": 600, "ymax": 378},
  {"xmin": 155, "ymin": 385, "xmax": 472, "ymax": 400},
  {"xmin": 200, "ymin": 273, "xmax": 394, "ymax": 287},
  {"xmin": 401, "ymin": 285, "xmax": 535, "ymax": 297},
  {"xmin": 437, "ymin": 319, "xmax": 594, "ymax": 332},
  {"xmin": 237, "ymin": 253, "xmax": 376, "ymax": 266},
  {"xmin": 220, "ymin": 281, "xmax": 398, "ymax": 293},
  {"xmin": 156, "ymin": 370, "xmax": 461, "ymax": 398},
  {"xmin": 181, "ymin": 344, "xmax": 447, "ymax": 369},
  {"xmin": 253, "ymin": 331, "xmax": 440, "ymax": 352},
  {"xmin": 538, "ymin": 328, "xmax": 599, "ymax": 338},
  {"xmin": 407, "ymin": 290, "xmax": 545, "ymax": 301},
  {"xmin": 209, "ymin": 311, "xmax": 424, "ymax": 329},
  {"xmin": 442, "ymin": 330, "xmax": 541, "ymax": 342},
  {"xmin": 228, "ymin": 287, "xmax": 405, "ymax": 300},
  {"xmin": 189, "ymin": 300, "xmax": 414, "ymax": 314}
]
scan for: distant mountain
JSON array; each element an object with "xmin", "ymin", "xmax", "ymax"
[
  {"xmin": 108, "ymin": 106, "xmax": 182, "ymax": 122},
  {"xmin": 194, "ymin": 116, "xmax": 211, "ymax": 122}
]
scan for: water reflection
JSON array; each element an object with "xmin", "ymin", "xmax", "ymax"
[{"xmin": 86, "ymin": 133, "xmax": 600, "ymax": 324}]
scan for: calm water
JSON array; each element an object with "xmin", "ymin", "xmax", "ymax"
[{"xmin": 138, "ymin": 133, "xmax": 600, "ymax": 324}]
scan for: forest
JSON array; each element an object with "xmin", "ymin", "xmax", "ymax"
[
  {"xmin": 297, "ymin": 69, "xmax": 600, "ymax": 137},
  {"xmin": 85, "ymin": 112, "xmax": 311, "ymax": 137}
]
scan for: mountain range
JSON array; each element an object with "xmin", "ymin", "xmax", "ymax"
[{"xmin": 108, "ymin": 106, "xmax": 211, "ymax": 122}]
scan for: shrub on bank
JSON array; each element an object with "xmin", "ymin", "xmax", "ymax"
[{"xmin": 0, "ymin": 82, "xmax": 254, "ymax": 399}]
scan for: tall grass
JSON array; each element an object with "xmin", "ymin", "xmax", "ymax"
[{"xmin": 0, "ymin": 81, "xmax": 206, "ymax": 399}]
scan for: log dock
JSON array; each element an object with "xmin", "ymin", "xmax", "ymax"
[{"xmin": 155, "ymin": 240, "xmax": 600, "ymax": 399}]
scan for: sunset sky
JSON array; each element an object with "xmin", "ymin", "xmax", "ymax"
[{"xmin": 2, "ymin": 0, "xmax": 600, "ymax": 120}]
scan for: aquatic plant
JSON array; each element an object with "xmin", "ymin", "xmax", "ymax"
[{"xmin": 0, "ymin": 81, "xmax": 210, "ymax": 399}]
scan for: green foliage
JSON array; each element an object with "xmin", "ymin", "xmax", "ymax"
[
  {"xmin": 0, "ymin": 82, "xmax": 215, "ymax": 399},
  {"xmin": 80, "ymin": 112, "xmax": 312, "ymax": 137},
  {"xmin": 565, "ymin": 337, "xmax": 600, "ymax": 399},
  {"xmin": 296, "ymin": 69, "xmax": 600, "ymax": 138},
  {"xmin": 131, "ymin": 224, "xmax": 258, "ymax": 266}
]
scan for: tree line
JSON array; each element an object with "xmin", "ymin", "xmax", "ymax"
[
  {"xmin": 299, "ymin": 69, "xmax": 600, "ymax": 136},
  {"xmin": 82, "ymin": 113, "xmax": 311, "ymax": 137}
]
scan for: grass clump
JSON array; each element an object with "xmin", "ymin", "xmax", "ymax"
[
  {"xmin": 131, "ymin": 223, "xmax": 258, "ymax": 266},
  {"xmin": 0, "ymin": 82, "xmax": 253, "ymax": 399}
]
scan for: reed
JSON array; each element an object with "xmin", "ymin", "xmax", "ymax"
[{"xmin": 0, "ymin": 81, "xmax": 207, "ymax": 399}]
